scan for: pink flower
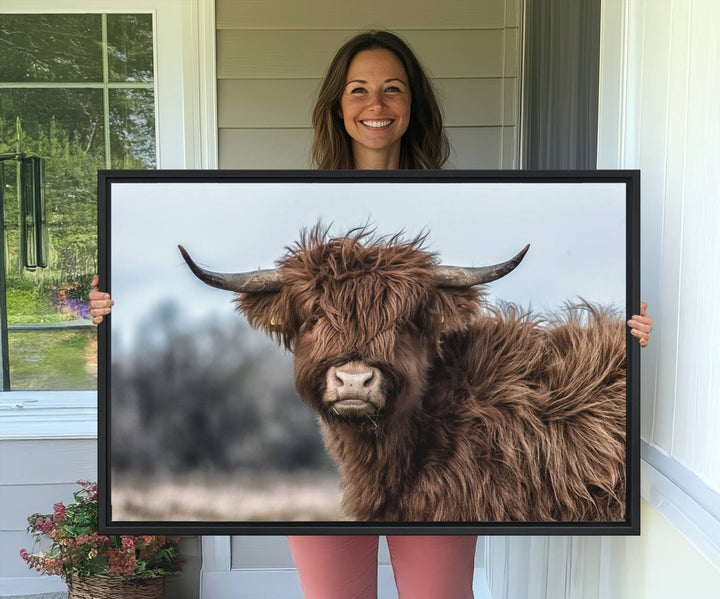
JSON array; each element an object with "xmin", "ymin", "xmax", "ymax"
[
  {"xmin": 34, "ymin": 518, "xmax": 54, "ymax": 534},
  {"xmin": 19, "ymin": 548, "xmax": 29, "ymax": 562},
  {"xmin": 107, "ymin": 548, "xmax": 137, "ymax": 576},
  {"xmin": 53, "ymin": 502, "xmax": 66, "ymax": 522},
  {"xmin": 121, "ymin": 537, "xmax": 135, "ymax": 549},
  {"xmin": 75, "ymin": 480, "xmax": 98, "ymax": 500},
  {"xmin": 43, "ymin": 556, "xmax": 64, "ymax": 576}
]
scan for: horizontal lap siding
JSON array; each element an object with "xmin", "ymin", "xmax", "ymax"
[
  {"xmin": 216, "ymin": 0, "xmax": 515, "ymax": 30},
  {"xmin": 0, "ymin": 439, "xmax": 96, "ymax": 579},
  {"xmin": 217, "ymin": 30, "xmax": 511, "ymax": 79},
  {"xmin": 216, "ymin": 1, "xmax": 521, "ymax": 170}
]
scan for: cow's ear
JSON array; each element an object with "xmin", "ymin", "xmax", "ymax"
[
  {"xmin": 234, "ymin": 291, "xmax": 295, "ymax": 348},
  {"xmin": 434, "ymin": 287, "xmax": 484, "ymax": 333}
]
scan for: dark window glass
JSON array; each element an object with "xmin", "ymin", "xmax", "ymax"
[
  {"xmin": 107, "ymin": 14, "xmax": 154, "ymax": 83},
  {"xmin": 0, "ymin": 14, "xmax": 103, "ymax": 82},
  {"xmin": 0, "ymin": 89, "xmax": 106, "ymax": 162},
  {"xmin": 110, "ymin": 89, "xmax": 156, "ymax": 169}
]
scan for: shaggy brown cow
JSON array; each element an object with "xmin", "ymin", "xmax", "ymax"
[{"xmin": 179, "ymin": 228, "xmax": 626, "ymax": 522}]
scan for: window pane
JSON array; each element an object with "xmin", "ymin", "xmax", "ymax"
[
  {"xmin": 107, "ymin": 14, "xmax": 154, "ymax": 83},
  {"xmin": 0, "ymin": 14, "xmax": 102, "ymax": 82},
  {"xmin": 0, "ymin": 89, "xmax": 106, "ymax": 162},
  {"xmin": 110, "ymin": 89, "xmax": 156, "ymax": 169},
  {"xmin": 1, "ymin": 88, "xmax": 104, "ymax": 281},
  {"xmin": 9, "ymin": 329, "xmax": 97, "ymax": 390},
  {"xmin": 1, "ymin": 89, "xmax": 103, "ymax": 390}
]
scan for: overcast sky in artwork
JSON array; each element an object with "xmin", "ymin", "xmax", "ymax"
[{"xmin": 109, "ymin": 180, "xmax": 626, "ymax": 349}]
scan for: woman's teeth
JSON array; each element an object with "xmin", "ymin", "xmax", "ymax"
[{"xmin": 362, "ymin": 120, "xmax": 392, "ymax": 128}]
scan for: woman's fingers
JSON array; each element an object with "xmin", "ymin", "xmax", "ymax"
[
  {"xmin": 629, "ymin": 330, "xmax": 649, "ymax": 348},
  {"xmin": 89, "ymin": 275, "xmax": 113, "ymax": 324},
  {"xmin": 627, "ymin": 303, "xmax": 653, "ymax": 348},
  {"xmin": 627, "ymin": 316, "xmax": 652, "ymax": 334},
  {"xmin": 628, "ymin": 320, "xmax": 651, "ymax": 347}
]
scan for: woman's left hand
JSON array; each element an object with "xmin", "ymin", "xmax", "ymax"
[
  {"xmin": 627, "ymin": 301, "xmax": 653, "ymax": 347},
  {"xmin": 89, "ymin": 274, "xmax": 114, "ymax": 324}
]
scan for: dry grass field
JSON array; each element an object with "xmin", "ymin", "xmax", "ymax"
[{"xmin": 112, "ymin": 470, "xmax": 347, "ymax": 522}]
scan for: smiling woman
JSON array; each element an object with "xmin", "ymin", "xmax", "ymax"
[
  {"xmin": 340, "ymin": 49, "xmax": 412, "ymax": 169},
  {"xmin": 311, "ymin": 30, "xmax": 448, "ymax": 170}
]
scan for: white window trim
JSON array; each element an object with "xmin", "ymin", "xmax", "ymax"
[{"xmin": 0, "ymin": 0, "xmax": 217, "ymax": 440}]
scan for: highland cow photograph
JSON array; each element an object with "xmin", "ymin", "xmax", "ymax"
[{"xmin": 99, "ymin": 170, "xmax": 639, "ymax": 535}]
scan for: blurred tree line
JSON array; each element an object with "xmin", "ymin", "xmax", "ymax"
[{"xmin": 111, "ymin": 303, "xmax": 335, "ymax": 475}]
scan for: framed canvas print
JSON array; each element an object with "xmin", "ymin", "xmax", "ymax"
[{"xmin": 98, "ymin": 170, "xmax": 640, "ymax": 535}]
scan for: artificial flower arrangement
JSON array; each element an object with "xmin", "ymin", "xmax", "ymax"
[{"xmin": 21, "ymin": 481, "xmax": 182, "ymax": 596}]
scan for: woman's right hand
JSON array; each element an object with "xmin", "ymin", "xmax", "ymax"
[{"xmin": 89, "ymin": 274, "xmax": 114, "ymax": 324}]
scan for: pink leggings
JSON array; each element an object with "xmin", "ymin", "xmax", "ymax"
[{"xmin": 287, "ymin": 535, "xmax": 477, "ymax": 599}]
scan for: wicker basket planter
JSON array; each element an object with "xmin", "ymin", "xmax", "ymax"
[{"xmin": 67, "ymin": 575, "xmax": 165, "ymax": 599}]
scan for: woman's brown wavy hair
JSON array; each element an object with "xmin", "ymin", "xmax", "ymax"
[{"xmin": 311, "ymin": 31, "xmax": 449, "ymax": 170}]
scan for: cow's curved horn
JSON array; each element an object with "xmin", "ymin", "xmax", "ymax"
[
  {"xmin": 433, "ymin": 244, "xmax": 530, "ymax": 287},
  {"xmin": 178, "ymin": 245, "xmax": 283, "ymax": 293}
]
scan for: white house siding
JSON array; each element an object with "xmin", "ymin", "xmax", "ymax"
[
  {"xmin": 0, "ymin": 439, "xmax": 95, "ymax": 597},
  {"xmin": 216, "ymin": 0, "xmax": 522, "ymax": 170},
  {"xmin": 485, "ymin": 0, "xmax": 720, "ymax": 597},
  {"xmin": 596, "ymin": 0, "xmax": 720, "ymax": 593},
  {"xmin": 618, "ymin": 0, "xmax": 720, "ymax": 493}
]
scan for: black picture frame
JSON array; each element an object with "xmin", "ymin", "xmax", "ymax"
[{"xmin": 98, "ymin": 169, "xmax": 640, "ymax": 536}]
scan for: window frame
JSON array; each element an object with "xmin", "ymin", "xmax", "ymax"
[{"xmin": 0, "ymin": 0, "xmax": 217, "ymax": 440}]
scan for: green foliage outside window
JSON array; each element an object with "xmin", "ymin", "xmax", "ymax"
[{"xmin": 0, "ymin": 13, "xmax": 155, "ymax": 390}]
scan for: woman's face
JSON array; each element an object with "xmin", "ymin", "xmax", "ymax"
[{"xmin": 340, "ymin": 49, "xmax": 411, "ymax": 166}]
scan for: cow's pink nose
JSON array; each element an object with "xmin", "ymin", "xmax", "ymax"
[
  {"xmin": 326, "ymin": 361, "xmax": 382, "ymax": 398},
  {"xmin": 335, "ymin": 368, "xmax": 375, "ymax": 390}
]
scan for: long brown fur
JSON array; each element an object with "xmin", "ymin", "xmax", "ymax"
[{"xmin": 236, "ymin": 228, "xmax": 626, "ymax": 522}]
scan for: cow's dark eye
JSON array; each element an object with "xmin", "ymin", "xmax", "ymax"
[
  {"xmin": 396, "ymin": 315, "xmax": 422, "ymax": 331},
  {"xmin": 298, "ymin": 316, "xmax": 320, "ymax": 334}
]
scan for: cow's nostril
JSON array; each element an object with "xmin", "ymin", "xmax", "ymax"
[{"xmin": 363, "ymin": 371, "xmax": 374, "ymax": 387}]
